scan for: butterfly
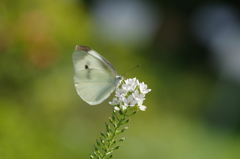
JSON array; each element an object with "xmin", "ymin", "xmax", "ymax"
[{"xmin": 72, "ymin": 45, "xmax": 123, "ymax": 105}]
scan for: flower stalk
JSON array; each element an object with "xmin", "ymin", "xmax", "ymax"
[{"xmin": 90, "ymin": 78, "xmax": 151, "ymax": 159}]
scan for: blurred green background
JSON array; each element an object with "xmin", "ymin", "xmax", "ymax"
[{"xmin": 1, "ymin": 0, "xmax": 240, "ymax": 158}]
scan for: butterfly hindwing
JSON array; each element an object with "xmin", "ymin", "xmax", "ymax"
[{"xmin": 74, "ymin": 69, "xmax": 116, "ymax": 105}]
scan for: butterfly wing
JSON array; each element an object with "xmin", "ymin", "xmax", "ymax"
[
  {"xmin": 72, "ymin": 45, "xmax": 119, "ymax": 105},
  {"xmin": 73, "ymin": 45, "xmax": 118, "ymax": 77},
  {"xmin": 74, "ymin": 69, "xmax": 116, "ymax": 105}
]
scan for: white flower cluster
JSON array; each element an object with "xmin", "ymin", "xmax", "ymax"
[{"xmin": 109, "ymin": 78, "xmax": 151, "ymax": 111}]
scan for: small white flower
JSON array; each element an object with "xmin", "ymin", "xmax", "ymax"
[
  {"xmin": 132, "ymin": 90, "xmax": 145, "ymax": 101},
  {"xmin": 110, "ymin": 78, "xmax": 150, "ymax": 112},
  {"xmin": 123, "ymin": 95, "xmax": 137, "ymax": 107},
  {"xmin": 125, "ymin": 78, "xmax": 139, "ymax": 86},
  {"xmin": 139, "ymin": 105, "xmax": 146, "ymax": 111},
  {"xmin": 109, "ymin": 97, "xmax": 120, "ymax": 106},
  {"xmin": 114, "ymin": 106, "xmax": 120, "ymax": 111},
  {"xmin": 135, "ymin": 78, "xmax": 139, "ymax": 86},
  {"xmin": 124, "ymin": 126, "xmax": 129, "ymax": 130},
  {"xmin": 121, "ymin": 105, "xmax": 128, "ymax": 110},
  {"xmin": 122, "ymin": 84, "xmax": 128, "ymax": 90},
  {"xmin": 114, "ymin": 102, "xmax": 127, "ymax": 111},
  {"xmin": 138, "ymin": 100, "xmax": 147, "ymax": 111},
  {"xmin": 123, "ymin": 78, "xmax": 139, "ymax": 92},
  {"xmin": 121, "ymin": 84, "xmax": 133, "ymax": 92},
  {"xmin": 139, "ymin": 82, "xmax": 151, "ymax": 94},
  {"xmin": 124, "ymin": 78, "xmax": 133, "ymax": 85},
  {"xmin": 115, "ymin": 88, "xmax": 127, "ymax": 97}
]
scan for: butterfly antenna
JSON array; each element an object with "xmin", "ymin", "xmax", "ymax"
[{"xmin": 121, "ymin": 64, "xmax": 140, "ymax": 76}]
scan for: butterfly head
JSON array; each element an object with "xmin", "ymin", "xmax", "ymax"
[{"xmin": 115, "ymin": 75, "xmax": 124, "ymax": 87}]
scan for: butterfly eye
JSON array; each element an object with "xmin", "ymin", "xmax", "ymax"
[{"xmin": 85, "ymin": 65, "xmax": 89, "ymax": 69}]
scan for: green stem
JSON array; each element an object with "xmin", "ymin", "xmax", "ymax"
[{"xmin": 101, "ymin": 107, "xmax": 129, "ymax": 159}]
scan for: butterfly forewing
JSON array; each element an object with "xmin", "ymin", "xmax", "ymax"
[
  {"xmin": 87, "ymin": 49, "xmax": 118, "ymax": 76},
  {"xmin": 73, "ymin": 46, "xmax": 118, "ymax": 77}
]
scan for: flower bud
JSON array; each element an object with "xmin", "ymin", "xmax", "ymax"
[
  {"xmin": 112, "ymin": 140, "xmax": 117, "ymax": 145},
  {"xmin": 100, "ymin": 138, "xmax": 104, "ymax": 144},
  {"xmin": 121, "ymin": 118, "xmax": 130, "ymax": 125},
  {"xmin": 105, "ymin": 123, "xmax": 111, "ymax": 132},
  {"xmin": 93, "ymin": 151, "xmax": 97, "ymax": 156},
  {"xmin": 96, "ymin": 140, "xmax": 101, "ymax": 146},
  {"xmin": 117, "ymin": 137, "xmax": 127, "ymax": 142},
  {"xmin": 112, "ymin": 145, "xmax": 121, "ymax": 150},
  {"xmin": 119, "ymin": 110, "xmax": 123, "ymax": 115},
  {"xmin": 116, "ymin": 128, "xmax": 125, "ymax": 134},
  {"xmin": 94, "ymin": 145, "xmax": 98, "ymax": 151},
  {"xmin": 127, "ymin": 111, "xmax": 137, "ymax": 116},
  {"xmin": 100, "ymin": 131, "xmax": 106, "ymax": 138},
  {"xmin": 114, "ymin": 124, "xmax": 117, "ymax": 128},
  {"xmin": 112, "ymin": 115, "xmax": 116, "ymax": 121},
  {"xmin": 107, "ymin": 154, "xmax": 113, "ymax": 159},
  {"xmin": 109, "ymin": 117, "xmax": 113, "ymax": 124},
  {"xmin": 124, "ymin": 126, "xmax": 129, "ymax": 130}
]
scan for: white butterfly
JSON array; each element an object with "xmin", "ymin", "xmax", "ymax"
[{"xmin": 72, "ymin": 45, "xmax": 123, "ymax": 105}]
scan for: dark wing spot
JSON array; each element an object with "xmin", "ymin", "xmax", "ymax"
[{"xmin": 85, "ymin": 65, "xmax": 89, "ymax": 69}]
